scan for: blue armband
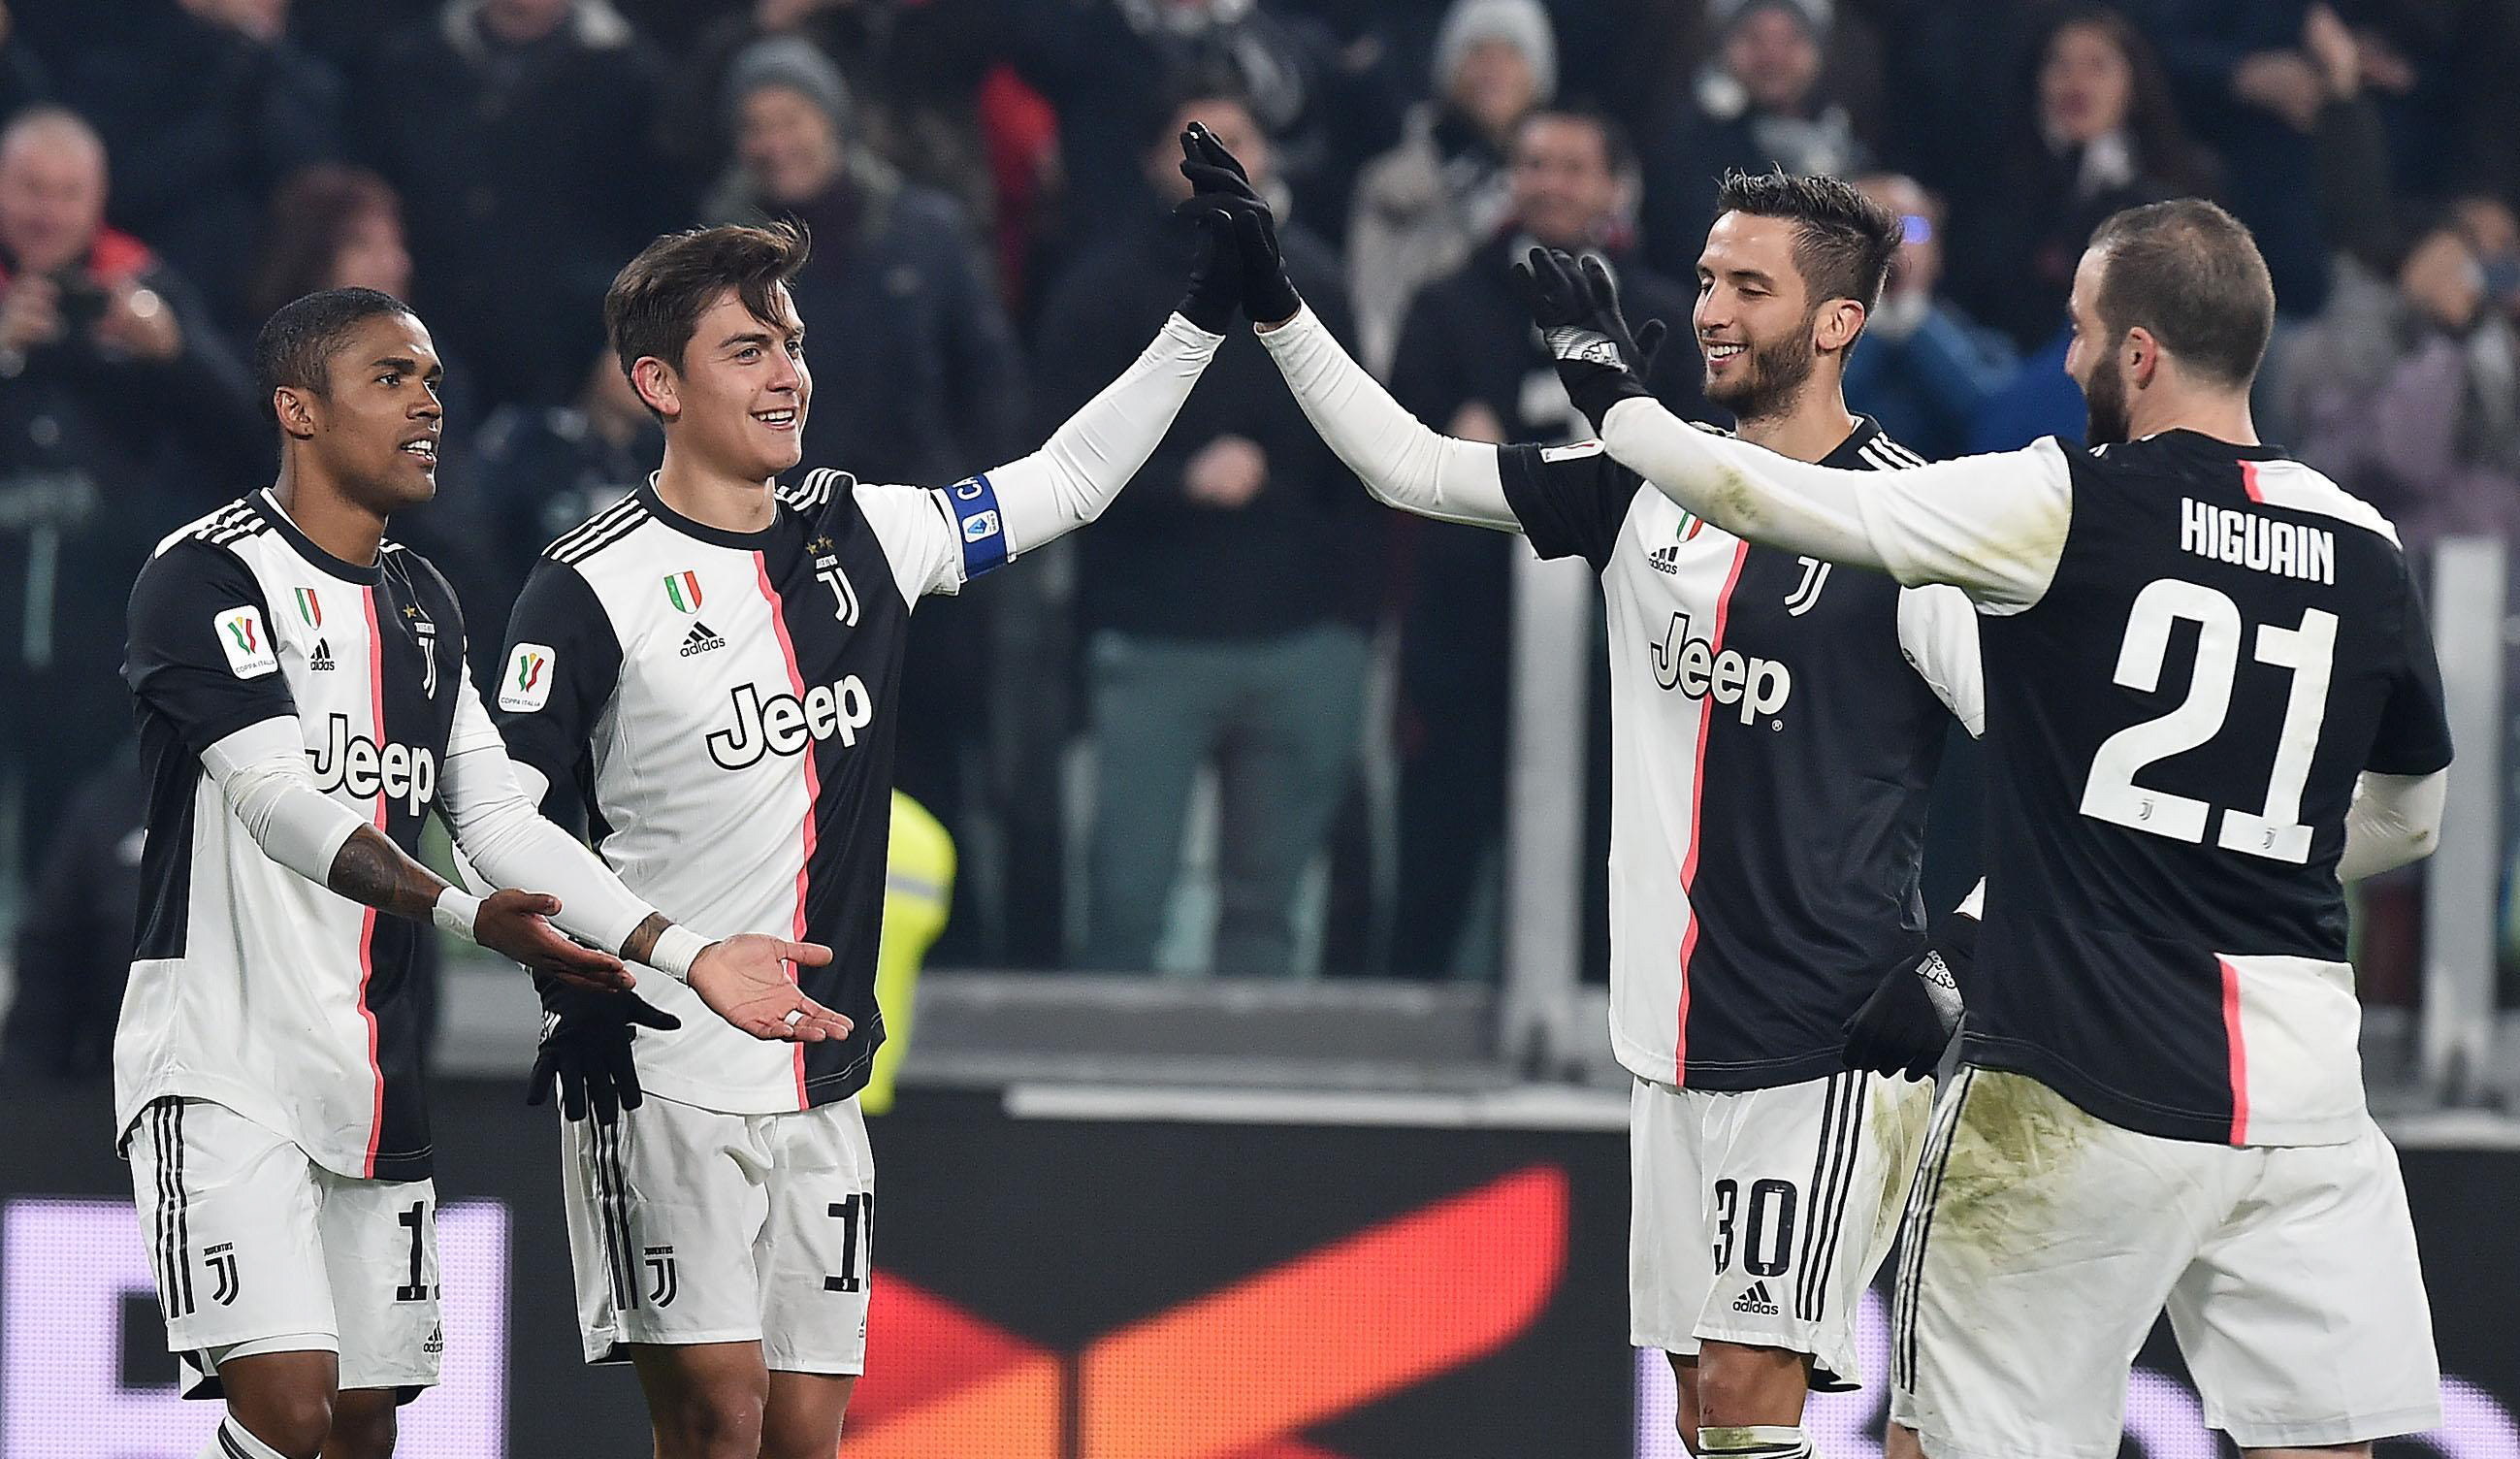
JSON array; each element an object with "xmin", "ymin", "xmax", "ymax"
[{"xmin": 946, "ymin": 473, "xmax": 1010, "ymax": 579}]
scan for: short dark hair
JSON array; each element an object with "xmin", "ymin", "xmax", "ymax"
[
  {"xmin": 252, "ymin": 287, "xmax": 415, "ymax": 409},
  {"xmin": 2087, "ymin": 199, "xmax": 2274, "ymax": 387},
  {"xmin": 1713, "ymin": 169, "xmax": 1903, "ymax": 312},
  {"xmin": 604, "ymin": 222, "xmax": 811, "ymax": 380}
]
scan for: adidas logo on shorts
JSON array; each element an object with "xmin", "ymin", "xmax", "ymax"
[
  {"xmin": 679, "ymin": 621, "xmax": 727, "ymax": 658},
  {"xmin": 1731, "ymin": 1280, "xmax": 1780, "ymax": 1316}
]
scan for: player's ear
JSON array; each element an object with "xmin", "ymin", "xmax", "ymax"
[
  {"xmin": 630, "ymin": 356, "xmax": 680, "ymax": 420},
  {"xmin": 2122, "ymin": 325, "xmax": 2159, "ymax": 388},
  {"xmin": 273, "ymin": 383, "xmax": 319, "ymax": 441},
  {"xmin": 1816, "ymin": 298, "xmax": 1865, "ymax": 354}
]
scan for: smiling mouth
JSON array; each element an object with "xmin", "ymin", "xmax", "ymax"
[
  {"xmin": 753, "ymin": 408, "xmax": 798, "ymax": 430},
  {"xmin": 1703, "ymin": 341, "xmax": 1746, "ymax": 364},
  {"xmin": 400, "ymin": 438, "xmax": 438, "ymax": 464}
]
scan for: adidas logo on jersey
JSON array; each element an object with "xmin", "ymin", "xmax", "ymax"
[
  {"xmin": 308, "ymin": 637, "xmax": 336, "ymax": 671},
  {"xmin": 705, "ymin": 676, "xmax": 876, "ymax": 771},
  {"xmin": 1731, "ymin": 1281, "xmax": 1781, "ymax": 1316},
  {"xmin": 679, "ymin": 621, "xmax": 727, "ymax": 658},
  {"xmin": 1650, "ymin": 610, "xmax": 1793, "ymax": 727},
  {"xmin": 1648, "ymin": 544, "xmax": 1683, "ymax": 576}
]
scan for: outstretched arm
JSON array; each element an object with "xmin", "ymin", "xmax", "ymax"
[
  {"xmin": 1256, "ymin": 304, "xmax": 1520, "ymax": 531},
  {"xmin": 972, "ymin": 312, "xmax": 1224, "ymax": 559}
]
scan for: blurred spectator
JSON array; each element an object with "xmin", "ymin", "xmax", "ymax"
[
  {"xmin": 1010, "ymin": 0, "xmax": 1348, "ymax": 246},
  {"xmin": 708, "ymin": 37, "xmax": 1025, "ymax": 491},
  {"xmin": 1965, "ymin": 327, "xmax": 2089, "ymax": 452},
  {"xmin": 1955, "ymin": 7, "xmax": 2216, "ymax": 351},
  {"xmin": 0, "ymin": 108, "xmax": 261, "ymax": 880},
  {"xmin": 359, "ymin": 0, "xmax": 675, "ymax": 408},
  {"xmin": 1035, "ymin": 90, "xmax": 1373, "ymax": 976},
  {"xmin": 1639, "ymin": 0, "xmax": 1870, "ymax": 281},
  {"xmin": 48, "ymin": 0, "xmax": 342, "ymax": 337},
  {"xmin": 1841, "ymin": 173, "xmax": 2018, "ymax": 460},
  {"xmin": 2155, "ymin": 0, "xmax": 2394, "ymax": 314},
  {"xmin": 0, "ymin": 744, "xmax": 140, "ymax": 1083},
  {"xmin": 2283, "ymin": 198, "xmax": 2520, "ymax": 551},
  {"xmin": 1345, "ymin": 0, "xmax": 1553, "ymax": 377},
  {"xmin": 466, "ymin": 349, "xmax": 659, "ymax": 632},
  {"xmin": 708, "ymin": 36, "xmax": 1028, "ymax": 924},
  {"xmin": 662, "ymin": 0, "xmax": 1014, "ymax": 254},
  {"xmin": 1385, "ymin": 108, "xmax": 1696, "ymax": 977},
  {"xmin": 0, "ymin": 2, "xmax": 47, "ymax": 122}
]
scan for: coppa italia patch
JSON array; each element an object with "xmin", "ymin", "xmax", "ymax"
[
  {"xmin": 214, "ymin": 606, "xmax": 278, "ymax": 679},
  {"xmin": 500, "ymin": 642, "xmax": 557, "ymax": 713}
]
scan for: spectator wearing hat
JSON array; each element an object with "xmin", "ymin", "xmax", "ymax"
[
  {"xmin": 1639, "ymin": 0, "xmax": 1871, "ymax": 280},
  {"xmin": 1345, "ymin": 0, "xmax": 1554, "ymax": 379},
  {"xmin": 359, "ymin": 0, "xmax": 675, "ymax": 409}
]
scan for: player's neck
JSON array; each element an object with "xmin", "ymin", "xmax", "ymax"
[
  {"xmin": 269, "ymin": 463, "xmax": 385, "ymax": 567},
  {"xmin": 654, "ymin": 448, "xmax": 778, "ymax": 535},
  {"xmin": 2128, "ymin": 388, "xmax": 2259, "ymax": 450},
  {"xmin": 1732, "ymin": 392, "xmax": 1861, "ymax": 466}
]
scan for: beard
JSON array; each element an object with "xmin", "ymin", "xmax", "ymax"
[
  {"xmin": 2082, "ymin": 359, "xmax": 2133, "ymax": 446},
  {"xmin": 1703, "ymin": 325, "xmax": 1820, "ymax": 425}
]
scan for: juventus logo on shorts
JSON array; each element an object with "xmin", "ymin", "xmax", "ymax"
[
  {"xmin": 203, "ymin": 1243, "xmax": 240, "ymax": 1307},
  {"xmin": 1784, "ymin": 558, "xmax": 1832, "ymax": 616},
  {"xmin": 644, "ymin": 1246, "xmax": 679, "ymax": 1308}
]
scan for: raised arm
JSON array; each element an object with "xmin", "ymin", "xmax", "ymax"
[
  {"xmin": 1255, "ymin": 304, "xmax": 1520, "ymax": 531},
  {"xmin": 1517, "ymin": 244, "xmax": 2076, "ymax": 611}
]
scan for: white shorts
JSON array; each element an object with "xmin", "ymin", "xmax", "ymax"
[
  {"xmin": 123, "ymin": 1097, "xmax": 441, "ymax": 1399},
  {"xmin": 562, "ymin": 1093, "xmax": 875, "ymax": 1374},
  {"xmin": 1890, "ymin": 1068, "xmax": 2443, "ymax": 1459},
  {"xmin": 1631, "ymin": 1070, "xmax": 1932, "ymax": 1389}
]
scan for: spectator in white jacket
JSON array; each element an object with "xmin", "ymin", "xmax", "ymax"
[{"xmin": 1345, "ymin": 0, "xmax": 1554, "ymax": 375}]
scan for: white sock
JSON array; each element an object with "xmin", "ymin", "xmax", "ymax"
[
  {"xmin": 1697, "ymin": 1424, "xmax": 1815, "ymax": 1458},
  {"xmin": 201, "ymin": 1414, "xmax": 290, "ymax": 1459}
]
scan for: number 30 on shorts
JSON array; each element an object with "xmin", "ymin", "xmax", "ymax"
[{"xmin": 1711, "ymin": 1178, "xmax": 1798, "ymax": 1278}]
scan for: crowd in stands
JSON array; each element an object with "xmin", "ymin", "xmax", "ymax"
[{"xmin": 3, "ymin": 0, "xmax": 2517, "ymax": 1060}]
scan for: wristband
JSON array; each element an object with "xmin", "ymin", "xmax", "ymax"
[
  {"xmin": 646, "ymin": 924, "xmax": 711, "ymax": 981},
  {"xmin": 432, "ymin": 887, "xmax": 481, "ymax": 943}
]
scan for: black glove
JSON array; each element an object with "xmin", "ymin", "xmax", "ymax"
[
  {"xmin": 1173, "ymin": 185, "xmax": 1242, "ymax": 335},
  {"xmin": 1177, "ymin": 122, "xmax": 1303, "ymax": 325},
  {"xmin": 1840, "ymin": 913, "xmax": 1974, "ymax": 1081},
  {"xmin": 1510, "ymin": 245, "xmax": 1658, "ymax": 433},
  {"xmin": 527, "ymin": 988, "xmax": 681, "ymax": 1125}
]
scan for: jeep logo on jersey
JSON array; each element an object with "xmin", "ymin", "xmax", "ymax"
[
  {"xmin": 706, "ymin": 677, "xmax": 876, "ymax": 770},
  {"xmin": 1650, "ymin": 611, "xmax": 1792, "ymax": 727},
  {"xmin": 307, "ymin": 713, "xmax": 438, "ymax": 816}
]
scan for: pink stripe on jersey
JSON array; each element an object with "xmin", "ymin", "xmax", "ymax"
[
  {"xmin": 2219, "ymin": 957, "xmax": 2249, "ymax": 1145},
  {"xmin": 753, "ymin": 551, "xmax": 813, "ymax": 1108},
  {"xmin": 2240, "ymin": 461, "xmax": 2264, "ymax": 503},
  {"xmin": 357, "ymin": 586, "xmax": 389, "ymax": 1176},
  {"xmin": 1671, "ymin": 541, "xmax": 1752, "ymax": 1085}
]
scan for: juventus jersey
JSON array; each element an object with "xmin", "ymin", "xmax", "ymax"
[
  {"xmin": 1501, "ymin": 419, "xmax": 1984, "ymax": 1089},
  {"xmin": 495, "ymin": 469, "xmax": 989, "ymax": 1115},
  {"xmin": 1854, "ymin": 431, "xmax": 2454, "ymax": 1146},
  {"xmin": 119, "ymin": 491, "xmax": 471, "ymax": 1182}
]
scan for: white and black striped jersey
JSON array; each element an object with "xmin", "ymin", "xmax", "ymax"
[
  {"xmin": 493, "ymin": 469, "xmax": 992, "ymax": 1114},
  {"xmin": 119, "ymin": 491, "xmax": 472, "ymax": 1181},
  {"xmin": 1501, "ymin": 419, "xmax": 1985, "ymax": 1089},
  {"xmin": 1857, "ymin": 431, "xmax": 2453, "ymax": 1146}
]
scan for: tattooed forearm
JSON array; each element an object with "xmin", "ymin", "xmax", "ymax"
[
  {"xmin": 325, "ymin": 825, "xmax": 450, "ymax": 922},
  {"xmin": 622, "ymin": 912, "xmax": 671, "ymax": 964}
]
